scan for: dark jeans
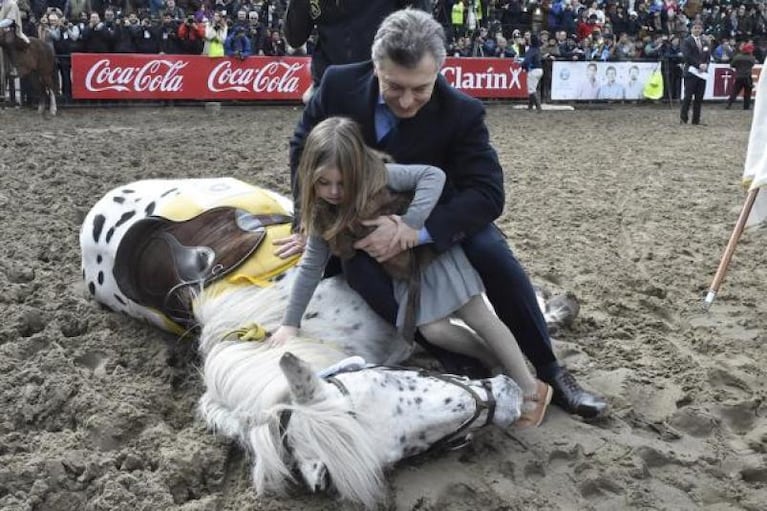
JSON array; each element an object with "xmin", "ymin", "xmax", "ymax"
[
  {"xmin": 681, "ymin": 74, "xmax": 706, "ymax": 124},
  {"xmin": 340, "ymin": 224, "xmax": 560, "ymax": 378},
  {"xmin": 728, "ymin": 76, "xmax": 753, "ymax": 110},
  {"xmin": 57, "ymin": 56, "xmax": 72, "ymax": 101}
]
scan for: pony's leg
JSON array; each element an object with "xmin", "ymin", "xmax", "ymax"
[
  {"xmin": 37, "ymin": 94, "xmax": 45, "ymax": 114},
  {"xmin": 418, "ymin": 318, "xmax": 498, "ymax": 370},
  {"xmin": 49, "ymin": 88, "xmax": 57, "ymax": 116}
]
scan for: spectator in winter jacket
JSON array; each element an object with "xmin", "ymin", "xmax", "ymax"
[
  {"xmin": 224, "ymin": 25, "xmax": 252, "ymax": 59},
  {"xmin": 177, "ymin": 14, "xmax": 205, "ymax": 54}
]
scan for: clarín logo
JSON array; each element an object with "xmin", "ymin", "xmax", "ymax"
[{"xmin": 441, "ymin": 65, "xmax": 523, "ymax": 89}]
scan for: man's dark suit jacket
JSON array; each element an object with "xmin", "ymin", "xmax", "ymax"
[
  {"xmin": 681, "ymin": 35, "xmax": 711, "ymax": 77},
  {"xmin": 283, "ymin": 0, "xmax": 431, "ymax": 84},
  {"xmin": 289, "ymin": 61, "xmax": 505, "ymax": 253}
]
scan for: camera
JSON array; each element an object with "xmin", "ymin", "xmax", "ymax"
[{"xmin": 186, "ymin": 16, "xmax": 194, "ymax": 24}]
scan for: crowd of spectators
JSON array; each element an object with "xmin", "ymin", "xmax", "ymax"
[
  {"xmin": 9, "ymin": 0, "xmax": 766, "ymax": 61},
  {"xmin": 4, "ymin": 0, "xmax": 766, "ymax": 103},
  {"xmin": 440, "ymin": 0, "xmax": 766, "ymax": 64},
  {"xmin": 14, "ymin": 0, "xmax": 294, "ymax": 57}
]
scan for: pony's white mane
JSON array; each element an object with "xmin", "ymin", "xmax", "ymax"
[{"xmin": 254, "ymin": 396, "xmax": 386, "ymax": 509}]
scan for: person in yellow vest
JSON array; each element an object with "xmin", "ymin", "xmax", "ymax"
[
  {"xmin": 0, "ymin": 0, "xmax": 31, "ymax": 45},
  {"xmin": 451, "ymin": 0, "xmax": 465, "ymax": 38}
]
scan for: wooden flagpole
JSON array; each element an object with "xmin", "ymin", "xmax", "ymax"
[{"xmin": 703, "ymin": 188, "xmax": 760, "ymax": 309}]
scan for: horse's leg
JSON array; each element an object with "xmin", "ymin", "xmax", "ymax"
[
  {"xmin": 36, "ymin": 76, "xmax": 45, "ymax": 114},
  {"xmin": 48, "ymin": 87, "xmax": 57, "ymax": 116}
]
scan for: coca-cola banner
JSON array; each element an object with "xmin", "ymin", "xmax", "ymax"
[
  {"xmin": 72, "ymin": 54, "xmax": 528, "ymax": 100},
  {"xmin": 72, "ymin": 54, "xmax": 311, "ymax": 100}
]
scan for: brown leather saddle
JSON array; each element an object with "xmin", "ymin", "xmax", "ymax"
[{"xmin": 113, "ymin": 207, "xmax": 292, "ymax": 327}]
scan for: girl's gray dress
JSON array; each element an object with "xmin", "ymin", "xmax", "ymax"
[{"xmin": 283, "ymin": 164, "xmax": 484, "ymax": 330}]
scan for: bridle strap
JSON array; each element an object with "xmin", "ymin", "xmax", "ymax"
[
  {"xmin": 418, "ymin": 371, "xmax": 497, "ymax": 453},
  {"xmin": 325, "ymin": 376, "xmax": 350, "ymax": 396}
]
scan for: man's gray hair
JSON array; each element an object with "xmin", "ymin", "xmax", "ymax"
[{"xmin": 371, "ymin": 8, "xmax": 446, "ymax": 69}]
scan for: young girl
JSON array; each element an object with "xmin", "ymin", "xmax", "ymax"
[{"xmin": 270, "ymin": 117, "xmax": 552, "ymax": 428}]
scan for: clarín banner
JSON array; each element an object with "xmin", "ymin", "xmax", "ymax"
[{"xmin": 71, "ymin": 54, "xmax": 528, "ymax": 100}]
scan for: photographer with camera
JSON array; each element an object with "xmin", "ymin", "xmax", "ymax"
[
  {"xmin": 262, "ymin": 27, "xmax": 286, "ymax": 56},
  {"xmin": 177, "ymin": 12, "xmax": 205, "ymax": 54},
  {"xmin": 46, "ymin": 12, "xmax": 78, "ymax": 102},
  {"xmin": 203, "ymin": 10, "xmax": 227, "ymax": 57}
]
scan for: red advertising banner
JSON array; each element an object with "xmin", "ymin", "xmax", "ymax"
[
  {"xmin": 71, "ymin": 54, "xmax": 528, "ymax": 100},
  {"xmin": 71, "ymin": 54, "xmax": 312, "ymax": 100},
  {"xmin": 442, "ymin": 57, "xmax": 527, "ymax": 98}
]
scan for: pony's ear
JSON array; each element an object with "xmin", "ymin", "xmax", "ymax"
[{"xmin": 279, "ymin": 352, "xmax": 323, "ymax": 404}]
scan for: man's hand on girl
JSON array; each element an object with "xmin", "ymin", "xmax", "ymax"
[{"xmin": 355, "ymin": 216, "xmax": 401, "ymax": 262}]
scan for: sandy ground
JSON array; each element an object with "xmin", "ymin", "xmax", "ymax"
[{"xmin": 1, "ymin": 102, "xmax": 766, "ymax": 511}]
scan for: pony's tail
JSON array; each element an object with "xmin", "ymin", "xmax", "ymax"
[{"xmin": 283, "ymin": 399, "xmax": 386, "ymax": 509}]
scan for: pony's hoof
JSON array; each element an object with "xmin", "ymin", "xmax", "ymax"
[{"xmin": 545, "ymin": 292, "xmax": 580, "ymax": 332}]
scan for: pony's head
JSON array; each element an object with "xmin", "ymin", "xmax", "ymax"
[
  {"xmin": 270, "ymin": 352, "xmax": 523, "ymax": 508},
  {"xmin": 0, "ymin": 25, "xmax": 16, "ymax": 47}
]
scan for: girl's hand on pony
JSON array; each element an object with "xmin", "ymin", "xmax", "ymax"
[
  {"xmin": 269, "ymin": 325, "xmax": 298, "ymax": 348},
  {"xmin": 387, "ymin": 215, "xmax": 419, "ymax": 251},
  {"xmin": 273, "ymin": 232, "xmax": 306, "ymax": 259}
]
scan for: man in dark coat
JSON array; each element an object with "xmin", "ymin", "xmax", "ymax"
[
  {"xmin": 680, "ymin": 20, "xmax": 711, "ymax": 125},
  {"xmin": 283, "ymin": 0, "xmax": 431, "ymax": 87},
  {"xmin": 277, "ymin": 8, "xmax": 608, "ymax": 420}
]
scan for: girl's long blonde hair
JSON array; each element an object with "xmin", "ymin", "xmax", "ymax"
[{"xmin": 298, "ymin": 117, "xmax": 389, "ymax": 240}]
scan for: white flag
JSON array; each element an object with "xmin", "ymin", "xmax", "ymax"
[{"xmin": 743, "ymin": 59, "xmax": 767, "ymax": 228}]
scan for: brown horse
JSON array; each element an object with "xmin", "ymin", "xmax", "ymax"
[{"xmin": 0, "ymin": 26, "xmax": 59, "ymax": 115}]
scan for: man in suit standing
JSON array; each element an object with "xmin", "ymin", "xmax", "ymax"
[
  {"xmin": 680, "ymin": 20, "xmax": 711, "ymax": 125},
  {"xmin": 276, "ymin": 8, "xmax": 608, "ymax": 419}
]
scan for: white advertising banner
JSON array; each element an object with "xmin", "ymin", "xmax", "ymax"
[
  {"xmin": 552, "ymin": 61, "xmax": 763, "ymax": 101},
  {"xmin": 551, "ymin": 61, "xmax": 661, "ymax": 100}
]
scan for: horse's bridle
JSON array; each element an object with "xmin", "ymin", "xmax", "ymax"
[{"xmin": 417, "ymin": 370, "xmax": 497, "ymax": 453}]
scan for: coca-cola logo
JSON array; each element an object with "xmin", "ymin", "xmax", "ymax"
[
  {"xmin": 207, "ymin": 61, "xmax": 303, "ymax": 93},
  {"xmin": 85, "ymin": 59, "xmax": 187, "ymax": 92}
]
